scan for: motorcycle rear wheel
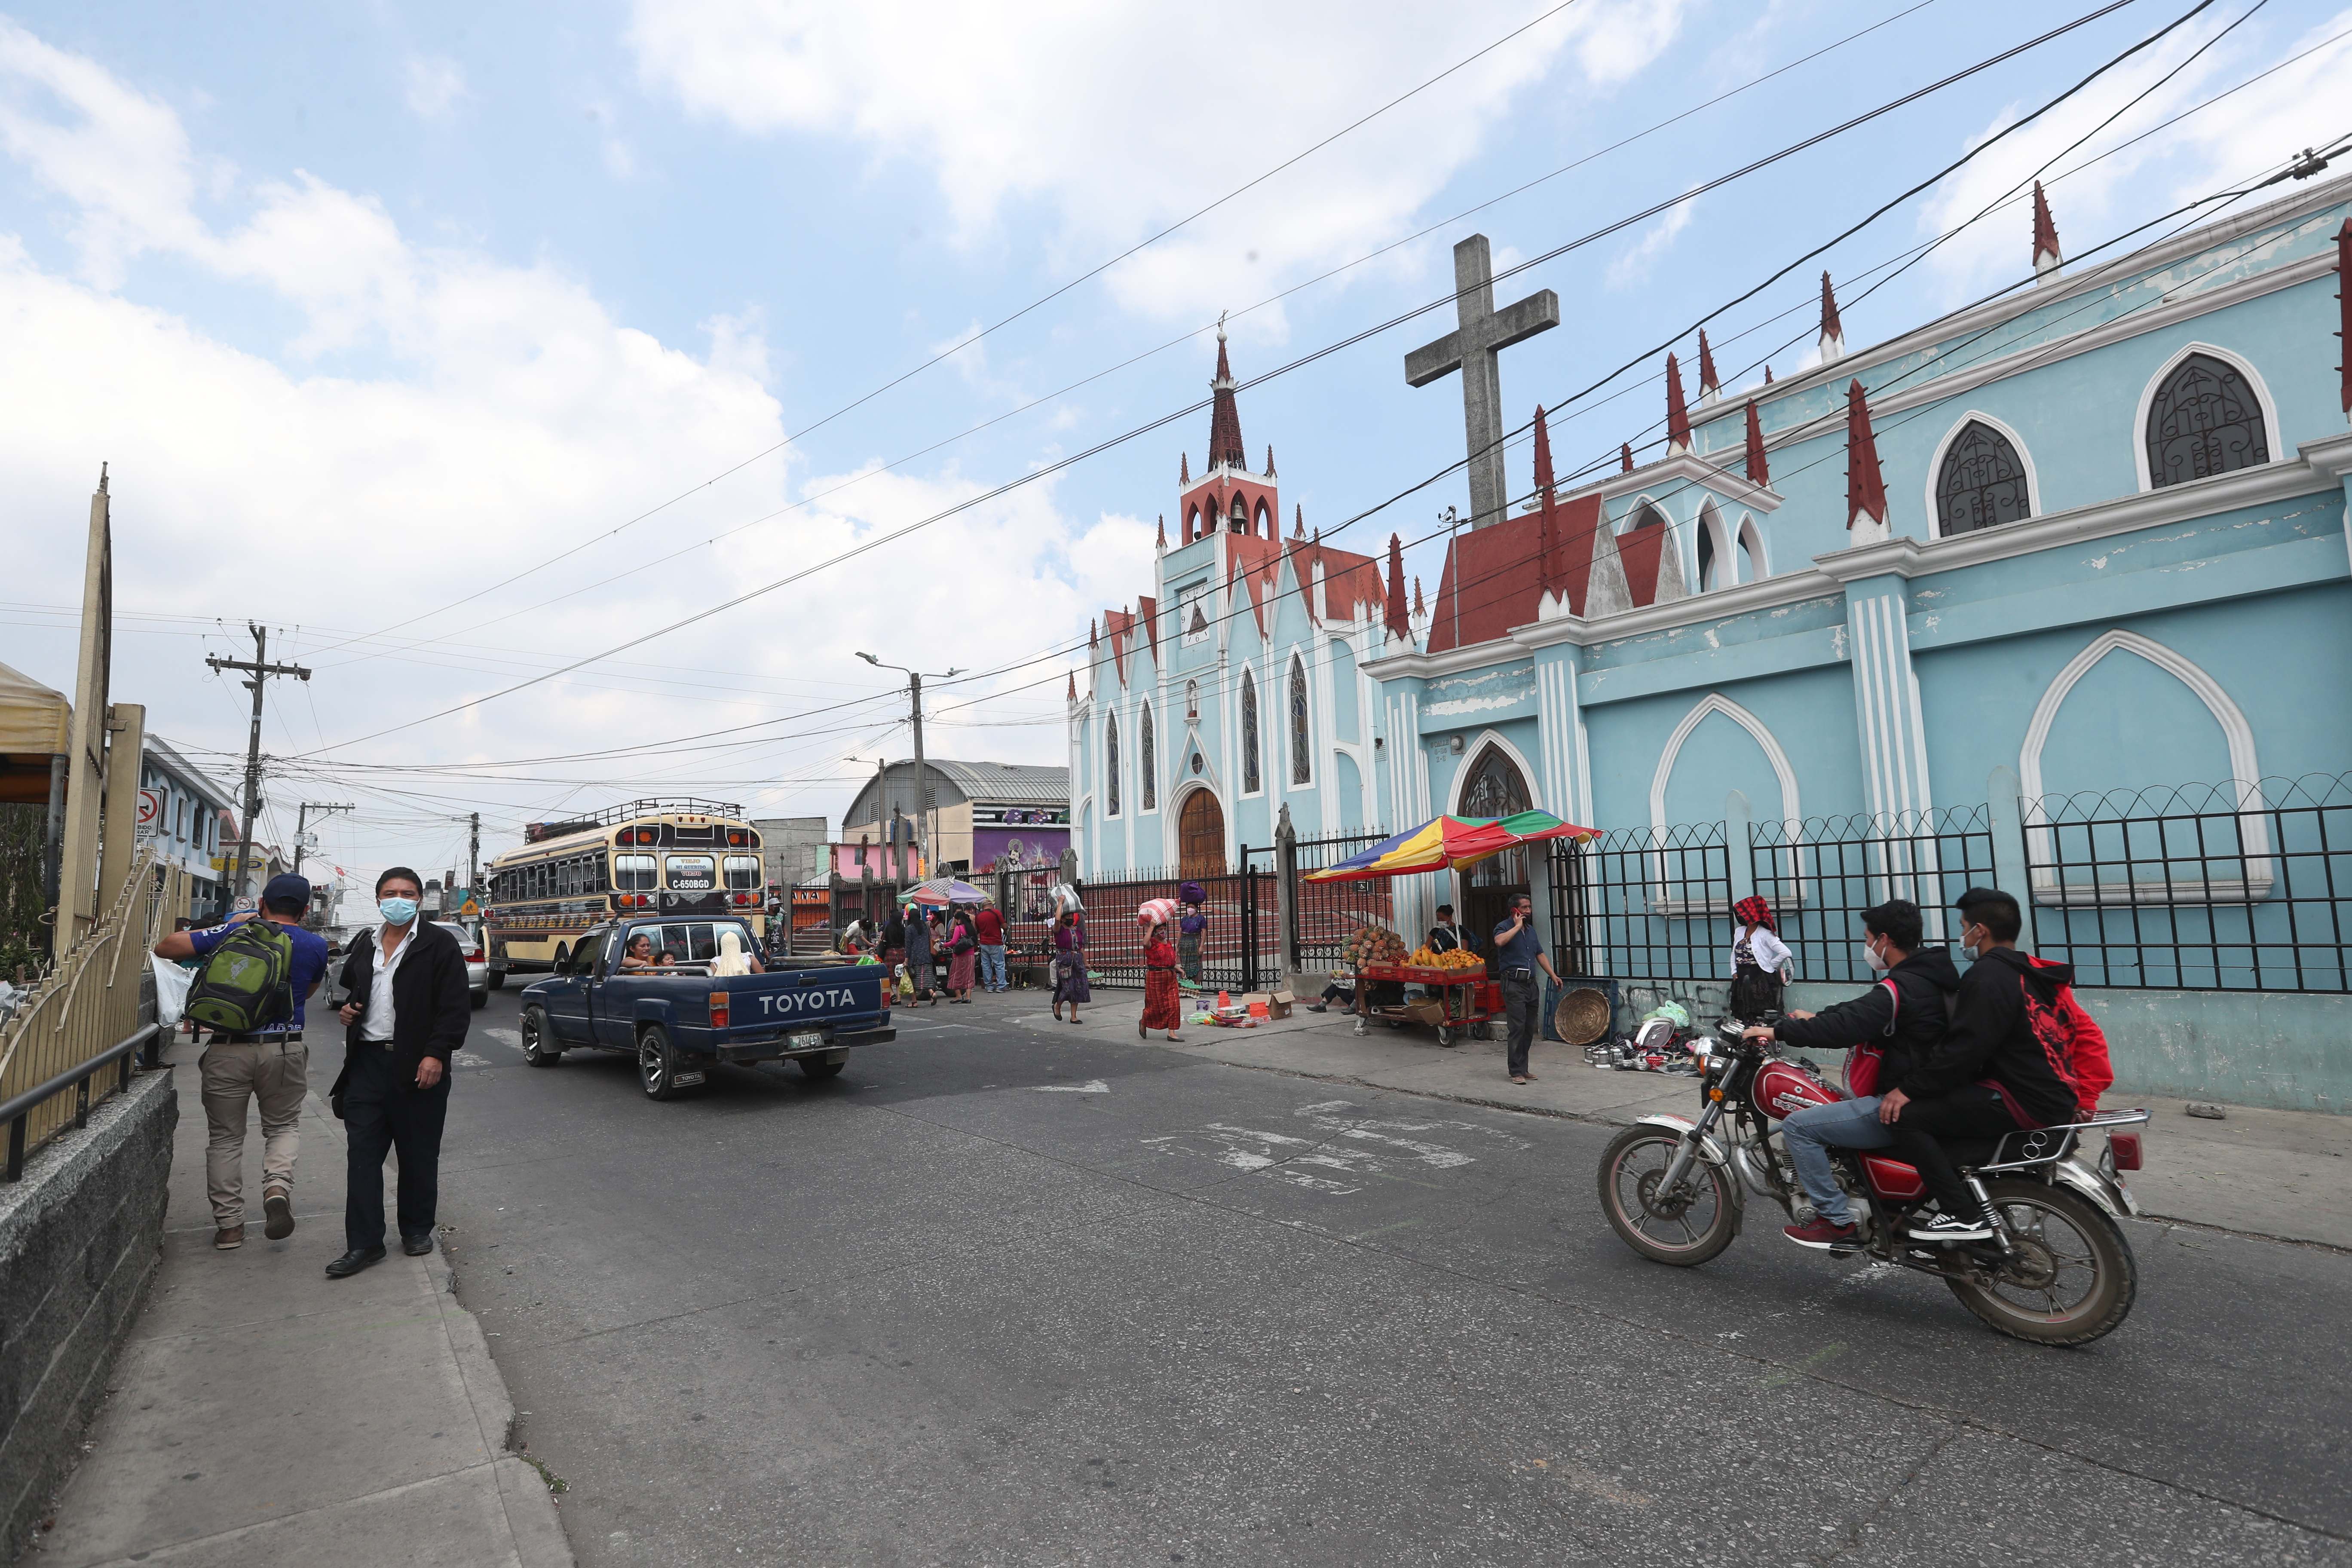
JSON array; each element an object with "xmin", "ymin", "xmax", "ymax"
[
  {"xmin": 1945, "ymin": 1179, "xmax": 2136, "ymax": 1346},
  {"xmin": 1598, "ymin": 1126, "xmax": 1737, "ymax": 1266}
]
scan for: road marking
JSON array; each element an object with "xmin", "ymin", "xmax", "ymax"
[
  {"xmin": 1143, "ymin": 1099, "xmax": 1525, "ymax": 1196},
  {"xmin": 1035, "ymin": 1079, "xmax": 1110, "ymax": 1093},
  {"xmin": 455, "ymin": 1051, "xmax": 496, "ymax": 1068}
]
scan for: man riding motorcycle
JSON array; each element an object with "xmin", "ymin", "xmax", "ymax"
[{"xmin": 1743, "ymin": 899, "xmax": 1960, "ymax": 1251}]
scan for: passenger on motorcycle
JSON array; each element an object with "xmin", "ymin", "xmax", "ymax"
[
  {"xmin": 1880, "ymin": 888, "xmax": 2093, "ymax": 1243},
  {"xmin": 1743, "ymin": 899, "xmax": 1960, "ymax": 1251}
]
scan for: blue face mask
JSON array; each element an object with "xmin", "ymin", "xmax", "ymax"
[{"xmin": 379, "ymin": 897, "xmax": 418, "ymax": 925}]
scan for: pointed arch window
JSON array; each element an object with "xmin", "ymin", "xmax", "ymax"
[
  {"xmin": 1240, "ymin": 669, "xmax": 1262, "ymax": 793},
  {"xmin": 1288, "ymin": 654, "xmax": 1311, "ymax": 785},
  {"xmin": 1697, "ymin": 520, "xmax": 1717, "ymax": 589},
  {"xmin": 1105, "ymin": 711, "xmax": 1121, "ymax": 817},
  {"xmin": 1460, "ymin": 743, "xmax": 1534, "ymax": 890},
  {"xmin": 1628, "ymin": 502, "xmax": 1667, "ymax": 531},
  {"xmin": 1139, "ymin": 702, "xmax": 1157, "ymax": 812},
  {"xmin": 1936, "ymin": 420, "xmax": 2032, "ymax": 536},
  {"xmin": 2147, "ymin": 352, "xmax": 2269, "ymax": 487}
]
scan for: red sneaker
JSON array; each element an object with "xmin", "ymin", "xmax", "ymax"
[{"xmin": 1783, "ymin": 1216, "xmax": 1860, "ymax": 1250}]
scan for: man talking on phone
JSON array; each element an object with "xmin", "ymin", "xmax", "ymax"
[
  {"xmin": 325, "ymin": 867, "xmax": 469, "ymax": 1278},
  {"xmin": 1493, "ymin": 893, "xmax": 1562, "ymax": 1086}
]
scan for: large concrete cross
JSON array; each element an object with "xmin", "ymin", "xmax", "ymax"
[{"xmin": 1404, "ymin": 235, "xmax": 1560, "ymax": 530}]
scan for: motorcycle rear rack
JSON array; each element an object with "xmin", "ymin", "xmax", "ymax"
[{"xmin": 1969, "ymin": 1109, "xmax": 2150, "ymax": 1175}]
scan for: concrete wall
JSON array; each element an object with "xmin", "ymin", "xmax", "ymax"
[{"xmin": 0, "ymin": 1068, "xmax": 176, "ymax": 1565}]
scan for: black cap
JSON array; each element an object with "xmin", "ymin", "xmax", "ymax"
[{"xmin": 262, "ymin": 873, "xmax": 311, "ymax": 906}]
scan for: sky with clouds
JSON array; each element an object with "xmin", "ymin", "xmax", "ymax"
[{"xmin": 3, "ymin": 0, "xmax": 2347, "ymax": 890}]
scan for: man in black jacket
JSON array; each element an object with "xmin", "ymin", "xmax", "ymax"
[
  {"xmin": 325, "ymin": 867, "xmax": 470, "ymax": 1277},
  {"xmin": 1880, "ymin": 887, "xmax": 2083, "ymax": 1243},
  {"xmin": 1743, "ymin": 900, "xmax": 1959, "ymax": 1250}
]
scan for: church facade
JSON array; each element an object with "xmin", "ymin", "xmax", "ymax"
[
  {"xmin": 1066, "ymin": 329, "xmax": 1420, "ymax": 878},
  {"xmin": 1362, "ymin": 175, "xmax": 2352, "ymax": 1110}
]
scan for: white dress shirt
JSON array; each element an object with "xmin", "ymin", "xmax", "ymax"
[{"xmin": 362, "ymin": 922, "xmax": 419, "ymax": 1043}]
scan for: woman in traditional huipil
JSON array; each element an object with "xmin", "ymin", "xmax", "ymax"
[
  {"xmin": 1728, "ymin": 895, "xmax": 1792, "ymax": 1020},
  {"xmin": 1051, "ymin": 909, "xmax": 1089, "ymax": 1023},
  {"xmin": 1176, "ymin": 881, "xmax": 1207, "ymax": 986},
  {"xmin": 946, "ymin": 907, "xmax": 978, "ymax": 1002},
  {"xmin": 903, "ymin": 903, "xmax": 935, "ymax": 1005},
  {"xmin": 1139, "ymin": 915, "xmax": 1185, "ymax": 1041}
]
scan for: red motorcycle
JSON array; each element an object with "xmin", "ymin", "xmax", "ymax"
[{"xmin": 1597, "ymin": 1016, "xmax": 2151, "ymax": 1345}]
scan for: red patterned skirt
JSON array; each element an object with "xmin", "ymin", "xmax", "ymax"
[{"xmin": 1142, "ymin": 965, "xmax": 1184, "ymax": 1031}]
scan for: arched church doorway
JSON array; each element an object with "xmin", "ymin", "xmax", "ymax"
[
  {"xmin": 1456, "ymin": 743, "xmax": 1533, "ymax": 971},
  {"xmin": 1178, "ymin": 789, "xmax": 1226, "ymax": 879}
]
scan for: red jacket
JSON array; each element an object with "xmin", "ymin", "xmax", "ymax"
[
  {"xmin": 2030, "ymin": 954, "xmax": 2113, "ymax": 1113},
  {"xmin": 976, "ymin": 908, "xmax": 1004, "ymax": 944}
]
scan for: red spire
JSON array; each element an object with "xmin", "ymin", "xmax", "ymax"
[
  {"xmin": 2337, "ymin": 219, "xmax": 2351, "ymax": 415},
  {"xmin": 1531, "ymin": 404, "xmax": 1556, "ymax": 498},
  {"xmin": 1156, "ymin": 513, "xmax": 1167, "ymax": 549},
  {"xmin": 1819, "ymin": 273, "xmax": 1845, "ymax": 358},
  {"xmin": 1089, "ymin": 617, "xmax": 1099, "ymax": 649},
  {"xmin": 1179, "ymin": 451, "xmax": 1190, "ymax": 484},
  {"xmin": 1697, "ymin": 330, "xmax": 1721, "ymax": 401},
  {"xmin": 1067, "ymin": 671, "xmax": 1077, "ymax": 702},
  {"xmin": 1384, "ymin": 533, "xmax": 1410, "ymax": 641},
  {"xmin": 1845, "ymin": 380, "xmax": 1888, "ymax": 533},
  {"xmin": 1664, "ymin": 354, "xmax": 1692, "ymax": 453},
  {"xmin": 1412, "ymin": 576, "xmax": 1425, "ymax": 617},
  {"xmin": 1207, "ymin": 322, "xmax": 1246, "ymax": 470},
  {"xmin": 1764, "ymin": 365, "xmax": 1774, "ymax": 384},
  {"xmin": 1743, "ymin": 398, "xmax": 1769, "ymax": 487},
  {"xmin": 1292, "ymin": 502, "xmax": 1304, "ymax": 539},
  {"xmin": 1620, "ymin": 442, "xmax": 1635, "ymax": 473},
  {"xmin": 2032, "ymin": 181, "xmax": 2062, "ymax": 276},
  {"xmin": 1266, "ymin": 444, "xmax": 1277, "ymax": 478}
]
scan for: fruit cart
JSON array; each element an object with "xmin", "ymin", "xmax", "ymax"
[{"xmin": 1306, "ymin": 809, "xmax": 1600, "ymax": 1050}]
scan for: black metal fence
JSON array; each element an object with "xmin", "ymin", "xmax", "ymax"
[
  {"xmin": 2027, "ymin": 775, "xmax": 2352, "ymax": 992},
  {"xmin": 1283, "ymin": 828, "xmax": 1391, "ymax": 971},
  {"xmin": 1752, "ymin": 805, "xmax": 1997, "ymax": 987},
  {"xmin": 1556, "ymin": 821, "xmax": 1731, "ymax": 985},
  {"xmin": 1075, "ymin": 855, "xmax": 1278, "ymax": 992}
]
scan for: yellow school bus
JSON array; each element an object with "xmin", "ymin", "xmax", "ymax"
[{"xmin": 484, "ymin": 799, "xmax": 765, "ymax": 982}]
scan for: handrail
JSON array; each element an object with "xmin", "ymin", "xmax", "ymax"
[{"xmin": 2, "ymin": 1022, "xmax": 162, "ymax": 1182}]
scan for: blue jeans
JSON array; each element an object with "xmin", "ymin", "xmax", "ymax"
[
  {"xmin": 979, "ymin": 945, "xmax": 1006, "ymax": 991},
  {"xmin": 1780, "ymin": 1095, "xmax": 1895, "ymax": 1226}
]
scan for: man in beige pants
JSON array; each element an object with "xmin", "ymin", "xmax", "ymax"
[{"xmin": 154, "ymin": 874, "xmax": 333, "ymax": 1250}]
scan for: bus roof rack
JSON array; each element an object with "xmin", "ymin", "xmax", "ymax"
[{"xmin": 524, "ymin": 798, "xmax": 746, "ymax": 842}]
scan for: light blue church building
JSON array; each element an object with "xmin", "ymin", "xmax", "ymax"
[{"xmin": 1074, "ymin": 175, "xmax": 2352, "ymax": 1109}]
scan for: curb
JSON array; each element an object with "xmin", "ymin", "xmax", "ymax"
[{"xmin": 438, "ymin": 1262, "xmax": 575, "ymax": 1567}]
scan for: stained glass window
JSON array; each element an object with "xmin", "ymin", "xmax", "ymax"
[
  {"xmin": 1241, "ymin": 669, "xmax": 1261, "ymax": 793},
  {"xmin": 2147, "ymin": 353, "xmax": 2269, "ymax": 488},
  {"xmin": 1139, "ymin": 703, "xmax": 1156, "ymax": 812},
  {"xmin": 1936, "ymin": 420, "xmax": 2032, "ymax": 536},
  {"xmin": 1461, "ymin": 744, "xmax": 1533, "ymax": 889},
  {"xmin": 1105, "ymin": 712, "xmax": 1121, "ymax": 817},
  {"xmin": 1289, "ymin": 654, "xmax": 1311, "ymax": 785}
]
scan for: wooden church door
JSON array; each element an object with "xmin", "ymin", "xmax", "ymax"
[{"xmin": 1178, "ymin": 790, "xmax": 1226, "ymax": 879}]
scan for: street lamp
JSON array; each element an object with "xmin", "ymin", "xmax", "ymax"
[{"xmin": 856, "ymin": 655, "xmax": 965, "ymax": 878}]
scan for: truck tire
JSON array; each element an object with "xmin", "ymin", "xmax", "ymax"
[
  {"xmin": 638, "ymin": 1025, "xmax": 687, "ymax": 1101},
  {"xmin": 796, "ymin": 1056, "xmax": 845, "ymax": 1081},
  {"xmin": 488, "ymin": 967, "xmax": 505, "ymax": 991},
  {"xmin": 470, "ymin": 989, "xmax": 489, "ymax": 1010},
  {"xmin": 521, "ymin": 1005, "xmax": 563, "ymax": 1068}
]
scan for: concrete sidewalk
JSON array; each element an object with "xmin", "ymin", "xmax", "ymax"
[
  {"xmin": 34, "ymin": 1050, "xmax": 571, "ymax": 1568},
  {"xmin": 984, "ymin": 983, "xmax": 2352, "ymax": 1251}
]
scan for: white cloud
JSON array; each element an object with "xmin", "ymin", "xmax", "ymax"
[
  {"xmin": 403, "ymin": 54, "xmax": 467, "ymax": 122},
  {"xmin": 1918, "ymin": 9, "xmax": 2352, "ymax": 300},
  {"xmin": 0, "ymin": 19, "xmax": 1129, "ymax": 865},
  {"xmin": 1605, "ymin": 190, "xmax": 1695, "ymax": 290},
  {"xmin": 624, "ymin": 0, "xmax": 1687, "ymax": 326}
]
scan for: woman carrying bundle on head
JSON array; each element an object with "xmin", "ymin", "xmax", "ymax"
[
  {"xmin": 1137, "ymin": 901, "xmax": 1185, "ymax": 1042},
  {"xmin": 1050, "ymin": 908, "xmax": 1089, "ymax": 1023},
  {"xmin": 1728, "ymin": 895, "xmax": 1792, "ymax": 1020},
  {"xmin": 1176, "ymin": 882, "xmax": 1207, "ymax": 987}
]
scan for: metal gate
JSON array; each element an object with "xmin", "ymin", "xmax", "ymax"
[
  {"xmin": 1283, "ymin": 828, "xmax": 1391, "ymax": 972},
  {"xmin": 1077, "ymin": 853, "xmax": 1276, "ymax": 991}
]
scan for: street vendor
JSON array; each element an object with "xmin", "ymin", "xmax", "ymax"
[
  {"xmin": 1427, "ymin": 904, "xmax": 1464, "ymax": 955},
  {"xmin": 1306, "ymin": 967, "xmax": 1357, "ymax": 1014}
]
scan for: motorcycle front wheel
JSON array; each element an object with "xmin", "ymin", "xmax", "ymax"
[
  {"xmin": 1945, "ymin": 1179, "xmax": 2137, "ymax": 1346},
  {"xmin": 1598, "ymin": 1125, "xmax": 1738, "ymax": 1266}
]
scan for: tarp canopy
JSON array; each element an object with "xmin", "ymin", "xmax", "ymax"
[
  {"xmin": 901, "ymin": 878, "xmax": 992, "ymax": 907},
  {"xmin": 0, "ymin": 660, "xmax": 69, "ymax": 755},
  {"xmin": 1303, "ymin": 811, "xmax": 1597, "ymax": 882}
]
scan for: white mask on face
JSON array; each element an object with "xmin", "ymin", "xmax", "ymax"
[{"xmin": 1862, "ymin": 936, "xmax": 1890, "ymax": 971}]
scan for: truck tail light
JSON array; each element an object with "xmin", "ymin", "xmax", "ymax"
[
  {"xmin": 708, "ymin": 991, "xmax": 730, "ymax": 1029},
  {"xmin": 2108, "ymin": 1131, "xmax": 2142, "ymax": 1171}
]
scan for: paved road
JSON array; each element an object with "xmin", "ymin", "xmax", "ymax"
[{"xmin": 368, "ymin": 988, "xmax": 2350, "ymax": 1567}]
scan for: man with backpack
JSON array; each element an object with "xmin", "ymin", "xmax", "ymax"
[
  {"xmin": 152, "ymin": 874, "xmax": 333, "ymax": 1252},
  {"xmin": 1878, "ymin": 887, "xmax": 2112, "ymax": 1242},
  {"xmin": 1743, "ymin": 899, "xmax": 1959, "ymax": 1251}
]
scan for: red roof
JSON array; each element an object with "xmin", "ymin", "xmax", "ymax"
[
  {"xmin": 1425, "ymin": 493, "xmax": 1607, "ymax": 652},
  {"xmin": 1207, "ymin": 334, "xmax": 1246, "ymax": 470}
]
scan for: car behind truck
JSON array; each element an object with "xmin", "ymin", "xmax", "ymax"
[{"xmin": 518, "ymin": 916, "xmax": 893, "ymax": 1100}]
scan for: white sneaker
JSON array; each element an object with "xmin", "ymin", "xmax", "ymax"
[{"xmin": 1908, "ymin": 1212, "xmax": 1993, "ymax": 1242}]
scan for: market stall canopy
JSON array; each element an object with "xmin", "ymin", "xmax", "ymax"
[
  {"xmin": 901, "ymin": 878, "xmax": 992, "ymax": 907},
  {"xmin": 0, "ymin": 659, "xmax": 71, "ymax": 805},
  {"xmin": 1303, "ymin": 811, "xmax": 1596, "ymax": 882}
]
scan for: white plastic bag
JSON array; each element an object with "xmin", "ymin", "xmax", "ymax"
[{"xmin": 150, "ymin": 954, "xmax": 193, "ymax": 1027}]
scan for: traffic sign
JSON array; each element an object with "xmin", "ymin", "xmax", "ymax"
[{"xmin": 137, "ymin": 788, "xmax": 162, "ymax": 836}]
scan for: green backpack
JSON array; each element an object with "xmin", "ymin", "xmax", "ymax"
[{"xmin": 186, "ymin": 919, "xmax": 296, "ymax": 1033}]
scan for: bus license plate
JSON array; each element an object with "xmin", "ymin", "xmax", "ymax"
[{"xmin": 790, "ymin": 1032, "xmax": 823, "ymax": 1052}]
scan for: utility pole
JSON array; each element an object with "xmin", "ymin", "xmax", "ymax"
[
  {"xmin": 856, "ymin": 655, "xmax": 962, "ymax": 880},
  {"xmin": 206, "ymin": 623, "xmax": 309, "ymax": 907},
  {"xmin": 468, "ymin": 812, "xmax": 480, "ymax": 891},
  {"xmin": 292, "ymin": 801, "xmax": 354, "ymax": 875}
]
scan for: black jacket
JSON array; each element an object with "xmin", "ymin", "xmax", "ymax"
[
  {"xmin": 331, "ymin": 922, "xmax": 470, "ymax": 1109},
  {"xmin": 1774, "ymin": 946, "xmax": 1960, "ymax": 1086},
  {"xmin": 1898, "ymin": 946, "xmax": 2080, "ymax": 1127}
]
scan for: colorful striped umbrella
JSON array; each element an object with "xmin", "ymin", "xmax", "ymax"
[{"xmin": 1303, "ymin": 811, "xmax": 1597, "ymax": 882}]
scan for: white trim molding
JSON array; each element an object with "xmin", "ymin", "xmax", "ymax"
[
  {"xmin": 1448, "ymin": 728, "xmax": 1545, "ymax": 818},
  {"xmin": 1922, "ymin": 410, "xmax": 2042, "ymax": 539},
  {"xmin": 2131, "ymin": 340, "xmax": 2285, "ymax": 495},
  {"xmin": 1648, "ymin": 692, "xmax": 1800, "ymax": 833},
  {"xmin": 2018, "ymin": 628, "xmax": 2271, "ymax": 900}
]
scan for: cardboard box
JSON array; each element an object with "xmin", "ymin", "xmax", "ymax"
[
  {"xmin": 1404, "ymin": 999, "xmax": 1448, "ymax": 1027},
  {"xmin": 1266, "ymin": 990, "xmax": 1295, "ymax": 1020}
]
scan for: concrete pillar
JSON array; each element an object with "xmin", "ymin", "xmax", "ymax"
[
  {"xmin": 1985, "ymin": 765, "xmax": 2037, "ymax": 952},
  {"xmin": 97, "ymin": 704, "xmax": 144, "ymax": 921},
  {"xmin": 1724, "ymin": 789, "xmax": 1755, "ymax": 908}
]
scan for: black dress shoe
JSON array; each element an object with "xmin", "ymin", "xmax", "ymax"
[
  {"xmin": 324, "ymin": 1247, "xmax": 388, "ymax": 1278},
  {"xmin": 403, "ymin": 1233, "xmax": 435, "ymax": 1256}
]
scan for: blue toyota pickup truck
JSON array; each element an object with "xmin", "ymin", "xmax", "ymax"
[{"xmin": 516, "ymin": 916, "xmax": 894, "ymax": 1100}]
